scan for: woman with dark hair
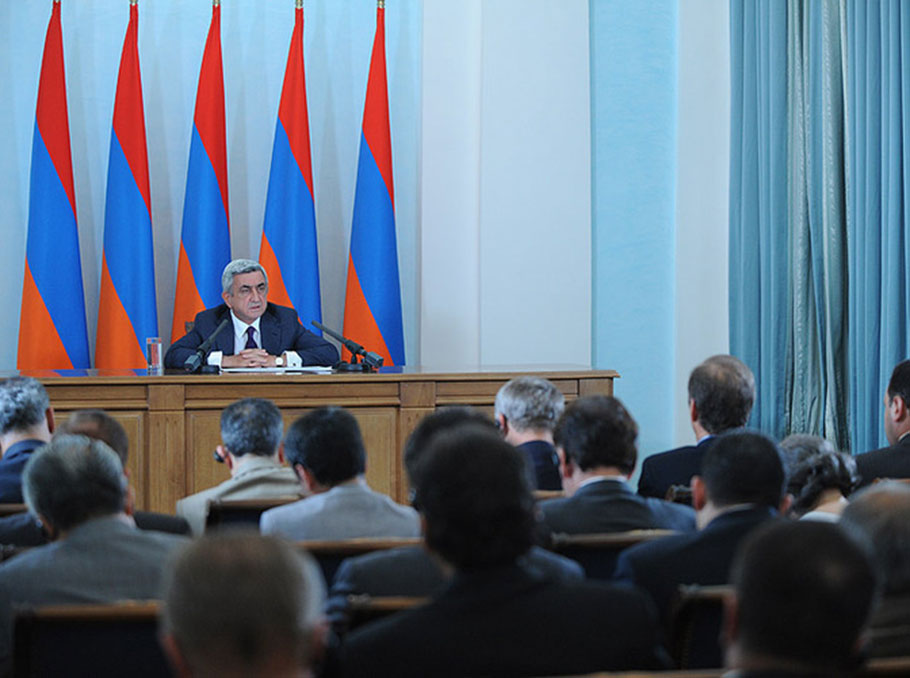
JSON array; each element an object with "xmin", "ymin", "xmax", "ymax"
[{"xmin": 787, "ymin": 449, "xmax": 859, "ymax": 521}]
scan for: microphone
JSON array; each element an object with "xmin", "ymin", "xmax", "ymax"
[
  {"xmin": 184, "ymin": 317, "xmax": 231, "ymax": 373},
  {"xmin": 311, "ymin": 321, "xmax": 384, "ymax": 371}
]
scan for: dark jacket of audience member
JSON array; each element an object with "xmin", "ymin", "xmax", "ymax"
[
  {"xmin": 855, "ymin": 360, "xmax": 910, "ymax": 486},
  {"xmin": 0, "ymin": 377, "xmax": 54, "ymax": 503},
  {"xmin": 341, "ymin": 425, "xmax": 668, "ymax": 677},
  {"xmin": 614, "ymin": 431, "xmax": 786, "ymax": 666},
  {"xmin": 538, "ymin": 396, "xmax": 695, "ymax": 539},
  {"xmin": 723, "ymin": 521, "xmax": 877, "ymax": 677}
]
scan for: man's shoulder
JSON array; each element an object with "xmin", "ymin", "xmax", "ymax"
[
  {"xmin": 263, "ymin": 303, "xmax": 300, "ymax": 324},
  {"xmin": 261, "ymin": 495, "xmax": 317, "ymax": 527}
]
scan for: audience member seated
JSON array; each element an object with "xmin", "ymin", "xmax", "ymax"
[
  {"xmin": 856, "ymin": 359, "xmax": 910, "ymax": 486},
  {"xmin": 327, "ymin": 407, "xmax": 583, "ymax": 636},
  {"xmin": 494, "ymin": 376, "xmax": 565, "ymax": 490},
  {"xmin": 615, "ymin": 431, "xmax": 787, "ymax": 647},
  {"xmin": 340, "ymin": 424, "xmax": 668, "ymax": 677},
  {"xmin": 841, "ymin": 481, "xmax": 910, "ymax": 659},
  {"xmin": 0, "ymin": 377, "xmax": 54, "ymax": 503},
  {"xmin": 0, "ymin": 435, "xmax": 188, "ymax": 673},
  {"xmin": 177, "ymin": 398, "xmax": 302, "ymax": 534},
  {"xmin": 260, "ymin": 407, "xmax": 419, "ymax": 540},
  {"xmin": 537, "ymin": 395, "xmax": 695, "ymax": 539},
  {"xmin": 785, "ymin": 446, "xmax": 858, "ymax": 522},
  {"xmin": 0, "ymin": 409, "xmax": 190, "ymax": 545},
  {"xmin": 161, "ymin": 532, "xmax": 325, "ymax": 678},
  {"xmin": 639, "ymin": 354, "xmax": 755, "ymax": 499},
  {"xmin": 722, "ymin": 521, "xmax": 877, "ymax": 677}
]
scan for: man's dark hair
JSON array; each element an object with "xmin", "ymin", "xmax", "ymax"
[
  {"xmin": 285, "ymin": 407, "xmax": 365, "ymax": 487},
  {"xmin": 162, "ymin": 533, "xmax": 323, "ymax": 674},
  {"xmin": 416, "ymin": 424, "xmax": 535, "ymax": 571},
  {"xmin": 701, "ymin": 431, "xmax": 784, "ymax": 509},
  {"xmin": 0, "ymin": 377, "xmax": 50, "ymax": 436},
  {"xmin": 220, "ymin": 398, "xmax": 283, "ymax": 458},
  {"xmin": 57, "ymin": 409, "xmax": 129, "ymax": 464},
  {"xmin": 841, "ymin": 482, "xmax": 910, "ymax": 596},
  {"xmin": 887, "ymin": 359, "xmax": 910, "ymax": 406},
  {"xmin": 688, "ymin": 355, "xmax": 755, "ymax": 434},
  {"xmin": 23, "ymin": 434, "xmax": 127, "ymax": 533},
  {"xmin": 730, "ymin": 521, "xmax": 877, "ymax": 672},
  {"xmin": 403, "ymin": 407, "xmax": 496, "ymax": 490},
  {"xmin": 554, "ymin": 395, "xmax": 637, "ymax": 474}
]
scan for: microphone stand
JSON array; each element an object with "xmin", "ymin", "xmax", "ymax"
[{"xmin": 311, "ymin": 321, "xmax": 384, "ymax": 372}]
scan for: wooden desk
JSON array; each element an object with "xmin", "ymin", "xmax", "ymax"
[{"xmin": 17, "ymin": 366, "xmax": 617, "ymax": 514}]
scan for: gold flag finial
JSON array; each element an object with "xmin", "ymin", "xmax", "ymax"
[
  {"xmin": 296, "ymin": 0, "xmax": 303, "ymax": 8},
  {"xmin": 130, "ymin": 0, "xmax": 138, "ymax": 5},
  {"xmin": 213, "ymin": 0, "xmax": 220, "ymax": 6},
  {"xmin": 378, "ymin": 0, "xmax": 385, "ymax": 8}
]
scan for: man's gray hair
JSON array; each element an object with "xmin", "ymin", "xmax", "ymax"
[
  {"xmin": 221, "ymin": 258, "xmax": 268, "ymax": 295},
  {"xmin": 0, "ymin": 377, "xmax": 50, "ymax": 436},
  {"xmin": 23, "ymin": 434, "xmax": 127, "ymax": 533},
  {"xmin": 161, "ymin": 533, "xmax": 325, "ymax": 673},
  {"xmin": 494, "ymin": 376, "xmax": 565, "ymax": 432},
  {"xmin": 841, "ymin": 481, "xmax": 910, "ymax": 596},
  {"xmin": 220, "ymin": 398, "xmax": 283, "ymax": 458}
]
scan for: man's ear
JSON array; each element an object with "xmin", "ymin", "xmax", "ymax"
[
  {"xmin": 892, "ymin": 394, "xmax": 908, "ymax": 422},
  {"xmin": 221, "ymin": 289, "xmax": 233, "ymax": 308},
  {"xmin": 778, "ymin": 493, "xmax": 793, "ymax": 516},
  {"xmin": 160, "ymin": 632, "xmax": 192, "ymax": 678},
  {"xmin": 689, "ymin": 399, "xmax": 698, "ymax": 425},
  {"xmin": 124, "ymin": 483, "xmax": 136, "ymax": 517},
  {"xmin": 556, "ymin": 447, "xmax": 573, "ymax": 479},
  {"xmin": 45, "ymin": 408, "xmax": 56, "ymax": 435},
  {"xmin": 496, "ymin": 414, "xmax": 509, "ymax": 437},
  {"xmin": 691, "ymin": 475, "xmax": 708, "ymax": 510},
  {"xmin": 37, "ymin": 514, "xmax": 57, "ymax": 542},
  {"xmin": 216, "ymin": 445, "xmax": 235, "ymax": 471},
  {"xmin": 277, "ymin": 441, "xmax": 286, "ymax": 465}
]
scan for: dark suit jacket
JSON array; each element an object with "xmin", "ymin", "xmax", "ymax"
[
  {"xmin": 855, "ymin": 435, "xmax": 910, "ymax": 488},
  {"xmin": 164, "ymin": 303, "xmax": 338, "ymax": 369},
  {"xmin": 340, "ymin": 564, "xmax": 668, "ymax": 677},
  {"xmin": 539, "ymin": 479, "xmax": 696, "ymax": 537},
  {"xmin": 517, "ymin": 440, "xmax": 562, "ymax": 490},
  {"xmin": 638, "ymin": 436, "xmax": 716, "ymax": 499},
  {"xmin": 614, "ymin": 506, "xmax": 779, "ymax": 629},
  {"xmin": 0, "ymin": 439, "xmax": 44, "ymax": 503},
  {"xmin": 327, "ymin": 545, "xmax": 583, "ymax": 635}
]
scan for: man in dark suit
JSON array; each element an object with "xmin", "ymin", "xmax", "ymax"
[
  {"xmin": 164, "ymin": 259, "xmax": 338, "ymax": 370},
  {"xmin": 855, "ymin": 359, "xmax": 910, "ymax": 486},
  {"xmin": 614, "ymin": 431, "xmax": 787, "ymax": 667},
  {"xmin": 722, "ymin": 521, "xmax": 876, "ymax": 677},
  {"xmin": 538, "ymin": 395, "xmax": 695, "ymax": 537},
  {"xmin": 638, "ymin": 354, "xmax": 755, "ymax": 499},
  {"xmin": 327, "ymin": 407, "xmax": 583, "ymax": 637},
  {"xmin": 0, "ymin": 376, "xmax": 55, "ymax": 503},
  {"xmin": 0, "ymin": 435, "xmax": 188, "ymax": 673},
  {"xmin": 341, "ymin": 424, "xmax": 668, "ymax": 677},
  {"xmin": 494, "ymin": 376, "xmax": 564, "ymax": 490}
]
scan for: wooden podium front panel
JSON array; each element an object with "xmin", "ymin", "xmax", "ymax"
[{"xmin": 27, "ymin": 367, "xmax": 617, "ymax": 514}]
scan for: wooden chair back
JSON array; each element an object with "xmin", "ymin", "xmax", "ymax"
[
  {"xmin": 0, "ymin": 504, "xmax": 27, "ymax": 518},
  {"xmin": 204, "ymin": 496, "xmax": 301, "ymax": 532},
  {"xmin": 533, "ymin": 490, "xmax": 565, "ymax": 502},
  {"xmin": 547, "ymin": 529, "xmax": 677, "ymax": 579},
  {"xmin": 13, "ymin": 600, "xmax": 167, "ymax": 678},
  {"xmin": 669, "ymin": 584, "xmax": 731, "ymax": 670},
  {"xmin": 344, "ymin": 594, "xmax": 428, "ymax": 631},
  {"xmin": 862, "ymin": 656, "xmax": 910, "ymax": 676},
  {"xmin": 298, "ymin": 537, "xmax": 422, "ymax": 584}
]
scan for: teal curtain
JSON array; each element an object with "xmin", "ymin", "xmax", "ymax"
[
  {"xmin": 846, "ymin": 1, "xmax": 910, "ymax": 454},
  {"xmin": 730, "ymin": 0, "xmax": 851, "ymax": 449}
]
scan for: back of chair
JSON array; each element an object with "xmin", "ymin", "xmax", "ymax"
[
  {"xmin": 204, "ymin": 496, "xmax": 301, "ymax": 532},
  {"xmin": 299, "ymin": 537, "xmax": 422, "ymax": 584},
  {"xmin": 533, "ymin": 490, "xmax": 565, "ymax": 502},
  {"xmin": 548, "ymin": 529, "xmax": 677, "ymax": 579},
  {"xmin": 669, "ymin": 584, "xmax": 731, "ymax": 670},
  {"xmin": 0, "ymin": 504, "xmax": 27, "ymax": 518},
  {"xmin": 13, "ymin": 601, "xmax": 168, "ymax": 678},
  {"xmin": 862, "ymin": 656, "xmax": 910, "ymax": 676},
  {"xmin": 345, "ymin": 594, "xmax": 428, "ymax": 632}
]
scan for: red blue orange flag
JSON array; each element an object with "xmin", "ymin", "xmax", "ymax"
[
  {"xmin": 342, "ymin": 1, "xmax": 404, "ymax": 366},
  {"xmin": 259, "ymin": 0, "xmax": 322, "ymax": 328},
  {"xmin": 171, "ymin": 0, "xmax": 231, "ymax": 343},
  {"xmin": 18, "ymin": 0, "xmax": 90, "ymax": 370},
  {"xmin": 96, "ymin": 1, "xmax": 158, "ymax": 369}
]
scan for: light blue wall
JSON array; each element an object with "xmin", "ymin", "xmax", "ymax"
[
  {"xmin": 0, "ymin": 1, "xmax": 420, "ymax": 370},
  {"xmin": 591, "ymin": 0, "xmax": 680, "ymax": 460}
]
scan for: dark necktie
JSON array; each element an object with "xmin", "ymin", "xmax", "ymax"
[{"xmin": 245, "ymin": 326, "xmax": 257, "ymax": 350}]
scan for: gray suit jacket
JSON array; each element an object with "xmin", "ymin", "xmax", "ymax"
[
  {"xmin": 260, "ymin": 479, "xmax": 420, "ymax": 541},
  {"xmin": 0, "ymin": 515, "xmax": 188, "ymax": 672},
  {"xmin": 176, "ymin": 455, "xmax": 303, "ymax": 535}
]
